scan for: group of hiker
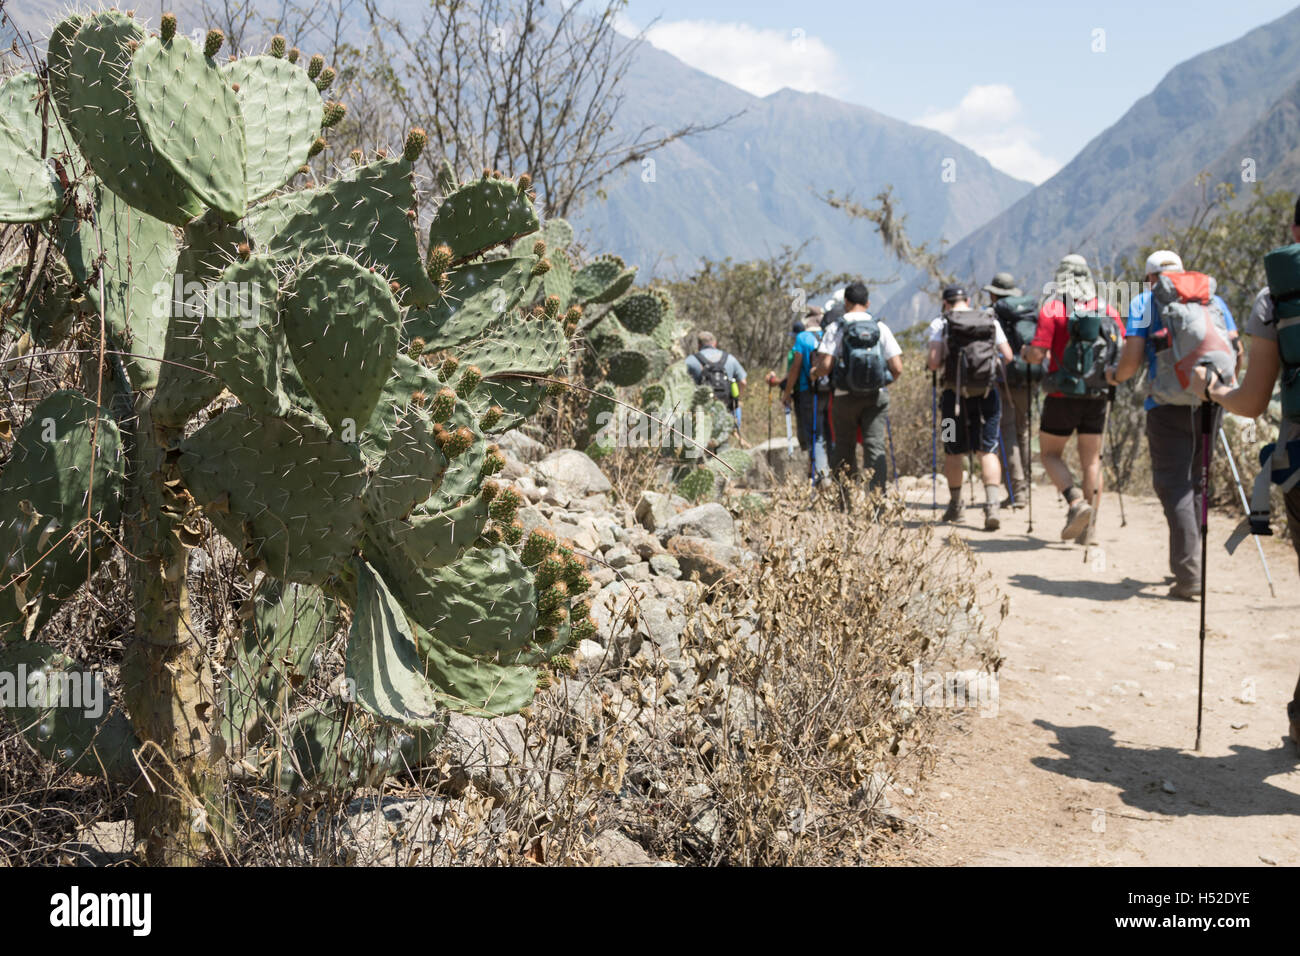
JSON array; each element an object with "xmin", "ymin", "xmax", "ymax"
[{"xmin": 692, "ymin": 197, "xmax": 1300, "ymax": 751}]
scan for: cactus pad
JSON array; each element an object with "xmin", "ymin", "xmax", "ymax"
[
  {"xmin": 604, "ymin": 349, "xmax": 651, "ymax": 387},
  {"xmin": 427, "ymin": 175, "xmax": 539, "ymax": 265},
  {"xmin": 414, "ymin": 621, "xmax": 537, "ymax": 716},
  {"xmin": 0, "ymin": 73, "xmax": 45, "ymax": 149},
  {"xmin": 222, "ymin": 54, "xmax": 322, "ymax": 201},
  {"xmin": 573, "ymin": 254, "xmax": 637, "ymax": 304},
  {"xmin": 405, "ymin": 256, "xmax": 533, "ymax": 350},
  {"xmin": 178, "ymin": 408, "xmax": 366, "ymax": 583},
  {"xmin": 201, "ymin": 255, "xmax": 290, "ymax": 417},
  {"xmin": 282, "ymin": 253, "xmax": 401, "ymax": 435},
  {"xmin": 612, "ymin": 289, "xmax": 668, "ymax": 334},
  {"xmin": 129, "ymin": 34, "xmax": 248, "ymax": 220},
  {"xmin": 0, "ymin": 117, "xmax": 58, "ymax": 223}
]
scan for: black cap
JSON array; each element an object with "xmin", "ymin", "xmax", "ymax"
[
  {"xmin": 790, "ymin": 320, "xmax": 805, "ymax": 336},
  {"xmin": 942, "ymin": 285, "xmax": 967, "ymax": 303}
]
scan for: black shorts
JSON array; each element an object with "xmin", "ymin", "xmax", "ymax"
[
  {"xmin": 1039, "ymin": 395, "xmax": 1107, "ymax": 437},
  {"xmin": 939, "ymin": 388, "xmax": 1001, "ymax": 455}
]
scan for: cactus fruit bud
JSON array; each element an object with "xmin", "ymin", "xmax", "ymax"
[
  {"xmin": 502, "ymin": 519, "xmax": 524, "ymax": 546},
  {"xmin": 480, "ymin": 447, "xmax": 505, "ymax": 477},
  {"xmin": 159, "ymin": 12, "xmax": 177, "ymax": 41},
  {"xmin": 308, "ymin": 136, "xmax": 327, "ymax": 158},
  {"xmin": 236, "ymin": 241, "xmax": 251, "ymax": 261},
  {"xmin": 543, "ymin": 295, "xmax": 561, "ymax": 321},
  {"xmin": 349, "ymin": 148, "xmax": 364, "ymax": 166},
  {"xmin": 544, "ymin": 378, "xmax": 568, "ymax": 397},
  {"xmin": 480, "ymin": 480, "xmax": 500, "ymax": 503},
  {"xmin": 389, "ymin": 280, "xmax": 401, "ymax": 296},
  {"xmin": 571, "ymin": 612, "xmax": 597, "ymax": 644},
  {"xmin": 128, "ymin": 39, "xmax": 140, "ymax": 52},
  {"xmin": 564, "ymin": 304, "xmax": 583, "ymax": 324},
  {"xmin": 535, "ymin": 552, "xmax": 565, "ymax": 589},
  {"xmin": 538, "ymin": 581, "xmax": 569, "ymax": 625},
  {"xmin": 550, "ymin": 654, "xmax": 576, "ymax": 675},
  {"xmin": 440, "ymin": 426, "xmax": 474, "ymax": 459},
  {"xmin": 204, "ymin": 28, "xmax": 225, "ymax": 57},
  {"xmin": 307, "ymin": 53, "xmax": 324, "ymax": 79},
  {"xmin": 288, "ymin": 47, "xmax": 301, "ymax": 63},
  {"xmin": 479, "ymin": 405, "xmax": 504, "ymax": 431},
  {"xmin": 404, "ymin": 127, "xmax": 428, "ymax": 162},
  {"xmin": 410, "ymin": 390, "xmax": 428, "ymax": 409},
  {"xmin": 429, "ymin": 387, "xmax": 456, "ymax": 422},
  {"xmin": 296, "ymin": 164, "xmax": 310, "ymax": 177},
  {"xmin": 316, "ymin": 66, "xmax": 336, "ymax": 91},
  {"xmin": 270, "ymin": 34, "xmax": 287, "ymax": 57},
  {"xmin": 406, "ymin": 336, "xmax": 426, "ymax": 360},
  {"xmin": 231, "ymin": 82, "xmax": 241, "ymax": 92},
  {"xmin": 322, "ymin": 101, "xmax": 347, "ymax": 128},
  {"xmin": 532, "ymin": 239, "xmax": 546, "ymax": 257},
  {"xmin": 530, "ymin": 258, "xmax": 551, "ymax": 278},
  {"xmin": 488, "ymin": 485, "xmax": 522, "ymax": 523},
  {"xmin": 518, "ymin": 172, "xmax": 532, "ymax": 191},
  {"xmin": 562, "ymin": 552, "xmax": 589, "ymax": 591},
  {"xmin": 482, "ymin": 525, "xmax": 503, "ymax": 545},
  {"xmin": 521, "ymin": 528, "xmax": 557, "ymax": 566},
  {"xmin": 456, "ymin": 365, "xmax": 482, "ymax": 397},
  {"xmin": 426, "ymin": 243, "xmax": 453, "ymax": 283},
  {"xmin": 438, "ymin": 355, "xmax": 459, "ymax": 381}
]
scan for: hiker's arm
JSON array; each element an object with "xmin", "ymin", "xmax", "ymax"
[
  {"xmin": 887, "ymin": 354, "xmax": 903, "ymax": 382},
  {"xmin": 810, "ymin": 350, "xmax": 834, "ymax": 380},
  {"xmin": 1023, "ymin": 345, "xmax": 1048, "ymax": 365},
  {"xmin": 998, "ymin": 341, "xmax": 1014, "ymax": 363},
  {"xmin": 926, "ymin": 339, "xmax": 943, "ymax": 371},
  {"xmin": 1111, "ymin": 336, "xmax": 1145, "ymax": 384},
  {"xmin": 1199, "ymin": 335, "xmax": 1280, "ymax": 418},
  {"xmin": 782, "ymin": 353, "xmax": 803, "ymax": 403}
]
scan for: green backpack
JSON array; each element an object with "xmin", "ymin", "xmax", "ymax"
[
  {"xmin": 1263, "ymin": 243, "xmax": 1300, "ymax": 422},
  {"xmin": 1045, "ymin": 308, "xmax": 1121, "ymax": 398},
  {"xmin": 993, "ymin": 295, "xmax": 1046, "ymax": 388}
]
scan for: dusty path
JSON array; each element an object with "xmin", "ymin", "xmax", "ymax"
[{"xmin": 897, "ymin": 481, "xmax": 1300, "ymax": 866}]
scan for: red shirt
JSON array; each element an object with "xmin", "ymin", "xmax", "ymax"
[{"xmin": 1031, "ymin": 296, "xmax": 1125, "ymax": 397}]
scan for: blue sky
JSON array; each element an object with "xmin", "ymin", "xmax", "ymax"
[{"xmin": 616, "ymin": 0, "xmax": 1299, "ymax": 184}]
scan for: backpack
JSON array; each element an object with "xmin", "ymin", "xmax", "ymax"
[
  {"xmin": 694, "ymin": 350, "xmax": 734, "ymax": 406},
  {"xmin": 993, "ymin": 295, "xmax": 1047, "ymax": 388},
  {"xmin": 942, "ymin": 309, "xmax": 1000, "ymax": 397},
  {"xmin": 1147, "ymin": 272, "xmax": 1235, "ymax": 407},
  {"xmin": 1263, "ymin": 245, "xmax": 1300, "ymax": 422},
  {"xmin": 830, "ymin": 315, "xmax": 891, "ymax": 396},
  {"xmin": 1045, "ymin": 305, "xmax": 1121, "ymax": 399}
]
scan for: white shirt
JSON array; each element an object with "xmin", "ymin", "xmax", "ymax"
[{"xmin": 816, "ymin": 311, "xmax": 902, "ymax": 361}]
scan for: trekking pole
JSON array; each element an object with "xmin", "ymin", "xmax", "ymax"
[
  {"xmin": 930, "ymin": 370, "xmax": 938, "ymax": 513},
  {"xmin": 1195, "ymin": 398, "xmax": 1215, "ymax": 752},
  {"xmin": 997, "ymin": 432, "xmax": 1015, "ymax": 506},
  {"xmin": 1218, "ymin": 427, "xmax": 1277, "ymax": 598},
  {"xmin": 784, "ymin": 406, "xmax": 794, "ymax": 458},
  {"xmin": 1105, "ymin": 390, "xmax": 1127, "ymax": 527},
  {"xmin": 810, "ymin": 392, "xmax": 818, "ymax": 486},
  {"xmin": 885, "ymin": 411, "xmax": 899, "ymax": 490}
]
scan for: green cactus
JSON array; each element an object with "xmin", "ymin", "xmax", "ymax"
[
  {"xmin": 0, "ymin": 10, "xmax": 588, "ymax": 863},
  {"xmin": 675, "ymin": 467, "xmax": 715, "ymax": 503}
]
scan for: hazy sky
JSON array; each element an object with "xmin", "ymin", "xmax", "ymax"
[{"xmin": 616, "ymin": 0, "xmax": 1299, "ymax": 184}]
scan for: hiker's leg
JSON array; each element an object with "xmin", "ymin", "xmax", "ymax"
[
  {"xmin": 793, "ymin": 392, "xmax": 813, "ymax": 451},
  {"xmin": 828, "ymin": 394, "xmax": 859, "ymax": 478},
  {"xmin": 1077, "ymin": 432, "xmax": 1104, "ymax": 504},
  {"xmin": 998, "ymin": 382, "xmax": 1024, "ymax": 489},
  {"xmin": 1146, "ymin": 404, "xmax": 1199, "ymax": 587},
  {"xmin": 860, "ymin": 391, "xmax": 890, "ymax": 494},
  {"xmin": 1037, "ymin": 397, "xmax": 1075, "ymax": 493},
  {"xmin": 1284, "ymin": 484, "xmax": 1300, "ymax": 726},
  {"xmin": 939, "ymin": 389, "xmax": 967, "ymax": 499}
]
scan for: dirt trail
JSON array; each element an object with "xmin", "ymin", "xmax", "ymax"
[{"xmin": 898, "ymin": 482, "xmax": 1300, "ymax": 866}]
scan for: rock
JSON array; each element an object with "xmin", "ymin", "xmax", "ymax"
[
  {"xmin": 550, "ymin": 515, "xmax": 601, "ymax": 553},
  {"xmin": 500, "ymin": 451, "xmax": 529, "ymax": 481},
  {"xmin": 1160, "ymin": 780, "xmax": 1177, "ymax": 794},
  {"xmin": 515, "ymin": 474, "xmax": 544, "ymax": 503},
  {"xmin": 629, "ymin": 529, "xmax": 665, "ymax": 559},
  {"xmin": 751, "ymin": 436, "xmax": 808, "ymax": 485},
  {"xmin": 657, "ymin": 502, "xmax": 735, "ymax": 546},
  {"xmin": 516, "ymin": 503, "xmax": 550, "ymax": 538},
  {"xmin": 623, "ymin": 561, "xmax": 653, "ymax": 582},
  {"xmin": 59, "ymin": 821, "xmax": 134, "ymax": 866},
  {"xmin": 590, "ymin": 829, "xmax": 657, "ymax": 866},
  {"xmin": 335, "ymin": 795, "xmax": 461, "ymax": 866},
  {"xmin": 649, "ymin": 554, "xmax": 681, "ymax": 579},
  {"xmin": 634, "ymin": 490, "xmax": 685, "ymax": 532},
  {"xmin": 666, "ymin": 535, "xmax": 739, "ymax": 586},
  {"xmin": 605, "ymin": 545, "xmax": 638, "ymax": 569},
  {"xmin": 575, "ymin": 638, "xmax": 607, "ymax": 667},
  {"xmin": 496, "ymin": 428, "xmax": 547, "ymax": 463},
  {"xmin": 590, "ymin": 565, "xmax": 617, "ymax": 587},
  {"xmin": 533, "ymin": 449, "xmax": 611, "ymax": 504}
]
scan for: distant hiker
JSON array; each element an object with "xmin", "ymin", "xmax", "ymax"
[
  {"xmin": 1110, "ymin": 250, "xmax": 1240, "ymax": 600},
  {"xmin": 781, "ymin": 310, "xmax": 830, "ymax": 480},
  {"xmin": 810, "ymin": 281, "xmax": 903, "ymax": 496},
  {"xmin": 686, "ymin": 331, "xmax": 747, "ymax": 433},
  {"xmin": 1023, "ymin": 254, "xmax": 1125, "ymax": 543},
  {"xmin": 985, "ymin": 271, "xmax": 1042, "ymax": 507},
  {"xmin": 1191, "ymin": 198, "xmax": 1300, "ymax": 751},
  {"xmin": 927, "ymin": 285, "xmax": 1015, "ymax": 530}
]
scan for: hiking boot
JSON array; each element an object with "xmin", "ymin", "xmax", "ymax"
[
  {"xmin": 1168, "ymin": 580, "xmax": 1201, "ymax": 601},
  {"xmin": 1008, "ymin": 483, "xmax": 1028, "ymax": 510},
  {"xmin": 1074, "ymin": 523, "xmax": 1097, "ymax": 546},
  {"xmin": 984, "ymin": 500, "xmax": 1001, "ymax": 531},
  {"xmin": 942, "ymin": 498, "xmax": 964, "ymax": 523},
  {"xmin": 1060, "ymin": 500, "xmax": 1093, "ymax": 540},
  {"xmin": 1290, "ymin": 717, "xmax": 1300, "ymax": 758}
]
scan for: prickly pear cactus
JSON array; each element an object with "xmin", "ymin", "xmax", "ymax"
[{"xmin": 0, "ymin": 10, "xmax": 597, "ymax": 855}]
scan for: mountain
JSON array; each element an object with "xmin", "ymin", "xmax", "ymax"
[
  {"xmin": 568, "ymin": 37, "xmax": 1031, "ymax": 293},
  {"xmin": 883, "ymin": 4, "xmax": 1300, "ymax": 326}
]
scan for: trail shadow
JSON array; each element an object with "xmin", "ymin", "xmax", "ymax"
[
  {"xmin": 1007, "ymin": 573, "xmax": 1154, "ymax": 602},
  {"xmin": 1031, "ymin": 720, "xmax": 1300, "ymax": 818},
  {"xmin": 960, "ymin": 535, "xmax": 1054, "ymax": 554}
]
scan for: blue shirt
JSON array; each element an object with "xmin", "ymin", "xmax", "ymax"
[
  {"xmin": 791, "ymin": 329, "xmax": 822, "ymax": 392},
  {"xmin": 1125, "ymin": 289, "xmax": 1236, "ymax": 410}
]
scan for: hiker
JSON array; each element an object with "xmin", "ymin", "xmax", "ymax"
[
  {"xmin": 1190, "ymin": 199, "xmax": 1300, "ymax": 750},
  {"xmin": 985, "ymin": 272, "xmax": 1041, "ymax": 507},
  {"xmin": 809, "ymin": 281, "xmax": 903, "ymax": 495},
  {"xmin": 1110, "ymin": 250, "xmax": 1240, "ymax": 600},
  {"xmin": 1023, "ymin": 254, "xmax": 1125, "ymax": 543},
  {"xmin": 927, "ymin": 285, "xmax": 1015, "ymax": 529},
  {"xmin": 686, "ymin": 331, "xmax": 746, "ymax": 435},
  {"xmin": 781, "ymin": 308, "xmax": 830, "ymax": 480}
]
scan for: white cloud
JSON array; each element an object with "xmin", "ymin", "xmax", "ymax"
[
  {"xmin": 916, "ymin": 84, "xmax": 1061, "ymax": 185},
  {"xmin": 633, "ymin": 19, "xmax": 845, "ymax": 98}
]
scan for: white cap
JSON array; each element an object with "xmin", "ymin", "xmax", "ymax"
[{"xmin": 1144, "ymin": 250, "xmax": 1184, "ymax": 275}]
